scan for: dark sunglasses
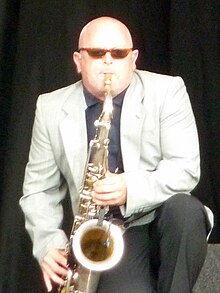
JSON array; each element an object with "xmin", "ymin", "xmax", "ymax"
[{"xmin": 79, "ymin": 48, "xmax": 132, "ymax": 59}]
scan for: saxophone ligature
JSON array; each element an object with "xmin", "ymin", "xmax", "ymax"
[{"xmin": 58, "ymin": 74, "xmax": 124, "ymax": 293}]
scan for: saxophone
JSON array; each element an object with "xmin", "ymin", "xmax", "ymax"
[{"xmin": 58, "ymin": 74, "xmax": 124, "ymax": 293}]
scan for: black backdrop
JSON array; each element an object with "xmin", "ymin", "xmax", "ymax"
[{"xmin": 0, "ymin": 1, "xmax": 219, "ymax": 292}]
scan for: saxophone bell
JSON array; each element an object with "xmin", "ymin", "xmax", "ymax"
[{"xmin": 73, "ymin": 219, "xmax": 124, "ymax": 272}]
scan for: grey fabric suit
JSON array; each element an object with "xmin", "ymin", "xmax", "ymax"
[{"xmin": 20, "ymin": 70, "xmax": 211, "ymax": 266}]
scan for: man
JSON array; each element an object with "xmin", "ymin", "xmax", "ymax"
[{"xmin": 20, "ymin": 16, "xmax": 212, "ymax": 293}]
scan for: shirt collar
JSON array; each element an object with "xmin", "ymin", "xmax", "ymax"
[{"xmin": 84, "ymin": 86, "xmax": 126, "ymax": 108}]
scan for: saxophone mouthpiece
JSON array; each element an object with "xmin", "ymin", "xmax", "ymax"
[
  {"xmin": 104, "ymin": 73, "xmax": 112, "ymax": 83},
  {"xmin": 104, "ymin": 74, "xmax": 112, "ymax": 95}
]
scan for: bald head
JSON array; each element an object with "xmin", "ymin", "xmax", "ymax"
[
  {"xmin": 73, "ymin": 16, "xmax": 138, "ymax": 99},
  {"xmin": 78, "ymin": 17, "xmax": 133, "ymax": 49}
]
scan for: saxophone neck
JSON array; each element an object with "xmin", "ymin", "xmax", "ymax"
[{"xmin": 102, "ymin": 74, "xmax": 113, "ymax": 116}]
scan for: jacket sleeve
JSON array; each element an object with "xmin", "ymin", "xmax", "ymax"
[
  {"xmin": 19, "ymin": 95, "xmax": 68, "ymax": 264},
  {"xmin": 123, "ymin": 76, "xmax": 200, "ymax": 217}
]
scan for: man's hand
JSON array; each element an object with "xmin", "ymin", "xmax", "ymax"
[
  {"xmin": 92, "ymin": 171, "xmax": 127, "ymax": 206},
  {"xmin": 41, "ymin": 249, "xmax": 68, "ymax": 292}
]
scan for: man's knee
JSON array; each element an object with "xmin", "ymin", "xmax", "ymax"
[
  {"xmin": 155, "ymin": 194, "xmax": 209, "ymax": 235},
  {"xmin": 163, "ymin": 194, "xmax": 204, "ymax": 218}
]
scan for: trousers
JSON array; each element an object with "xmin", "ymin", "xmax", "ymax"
[{"xmin": 96, "ymin": 194, "xmax": 210, "ymax": 293}]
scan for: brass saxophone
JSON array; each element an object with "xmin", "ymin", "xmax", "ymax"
[{"xmin": 58, "ymin": 74, "xmax": 124, "ymax": 293}]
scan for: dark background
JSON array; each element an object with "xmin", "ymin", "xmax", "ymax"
[{"xmin": 0, "ymin": 1, "xmax": 219, "ymax": 292}]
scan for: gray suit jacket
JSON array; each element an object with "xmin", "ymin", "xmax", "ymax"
[{"xmin": 20, "ymin": 70, "xmax": 202, "ymax": 263}]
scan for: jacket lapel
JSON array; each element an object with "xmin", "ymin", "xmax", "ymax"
[
  {"xmin": 121, "ymin": 73, "xmax": 145, "ymax": 171},
  {"xmin": 59, "ymin": 82, "xmax": 88, "ymax": 188}
]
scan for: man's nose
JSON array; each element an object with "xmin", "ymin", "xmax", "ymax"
[{"xmin": 103, "ymin": 51, "xmax": 113, "ymax": 64}]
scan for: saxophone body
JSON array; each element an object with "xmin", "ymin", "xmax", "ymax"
[{"xmin": 59, "ymin": 74, "xmax": 124, "ymax": 293}]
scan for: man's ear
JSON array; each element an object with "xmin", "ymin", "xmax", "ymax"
[
  {"xmin": 132, "ymin": 49, "xmax": 139, "ymax": 70},
  {"xmin": 73, "ymin": 51, "xmax": 82, "ymax": 73}
]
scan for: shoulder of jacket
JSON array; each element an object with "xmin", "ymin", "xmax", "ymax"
[
  {"xmin": 36, "ymin": 80, "xmax": 83, "ymax": 107},
  {"xmin": 40, "ymin": 80, "xmax": 82, "ymax": 99},
  {"xmin": 134, "ymin": 69, "xmax": 185, "ymax": 93},
  {"xmin": 135, "ymin": 69, "xmax": 182, "ymax": 82}
]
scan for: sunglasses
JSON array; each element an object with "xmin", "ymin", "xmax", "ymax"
[{"xmin": 79, "ymin": 48, "xmax": 132, "ymax": 59}]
